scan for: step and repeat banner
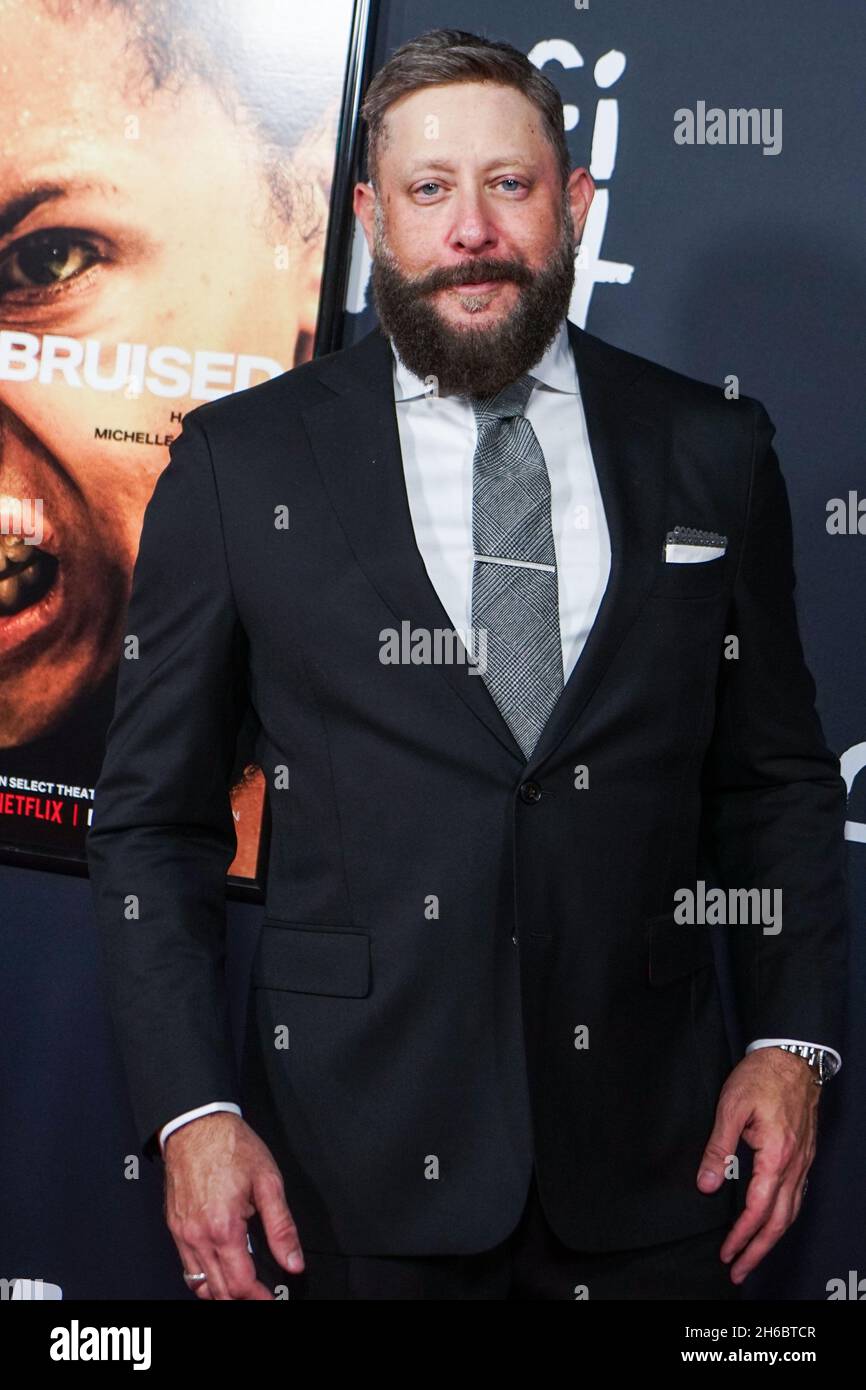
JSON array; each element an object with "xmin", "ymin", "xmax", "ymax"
[{"xmin": 1, "ymin": 0, "xmax": 863, "ymax": 1300}]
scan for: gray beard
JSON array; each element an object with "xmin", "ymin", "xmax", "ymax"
[{"xmin": 369, "ymin": 210, "xmax": 577, "ymax": 399}]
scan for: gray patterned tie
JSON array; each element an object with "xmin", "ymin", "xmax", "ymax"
[{"xmin": 469, "ymin": 373, "xmax": 564, "ymax": 759}]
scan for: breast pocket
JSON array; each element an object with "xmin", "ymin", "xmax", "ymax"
[{"xmin": 252, "ymin": 921, "xmax": 371, "ymax": 997}]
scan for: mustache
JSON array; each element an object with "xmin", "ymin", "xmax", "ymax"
[{"xmin": 408, "ymin": 259, "xmax": 534, "ymax": 295}]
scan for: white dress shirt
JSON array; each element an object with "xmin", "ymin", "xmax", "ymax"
[
  {"xmin": 392, "ymin": 315, "xmax": 611, "ymax": 682},
  {"xmin": 157, "ymin": 318, "xmax": 840, "ymax": 1155}
]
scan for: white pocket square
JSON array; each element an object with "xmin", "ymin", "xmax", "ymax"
[
  {"xmin": 665, "ymin": 542, "xmax": 726, "ymax": 563},
  {"xmin": 664, "ymin": 527, "xmax": 727, "ymax": 563}
]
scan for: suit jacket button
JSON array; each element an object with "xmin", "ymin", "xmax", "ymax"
[
  {"xmin": 519, "ymin": 780, "xmax": 542, "ymax": 804},
  {"xmin": 511, "ymin": 933, "xmax": 518, "ymax": 945}
]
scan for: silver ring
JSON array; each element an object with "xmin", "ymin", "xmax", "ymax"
[
  {"xmin": 801, "ymin": 1178, "xmax": 809, "ymax": 1199},
  {"xmin": 183, "ymin": 1271, "xmax": 208, "ymax": 1285}
]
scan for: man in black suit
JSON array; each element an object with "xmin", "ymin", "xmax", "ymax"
[{"xmin": 87, "ymin": 29, "xmax": 847, "ymax": 1301}]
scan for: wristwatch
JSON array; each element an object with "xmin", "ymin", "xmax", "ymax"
[{"xmin": 774, "ymin": 1043, "xmax": 838, "ymax": 1086}]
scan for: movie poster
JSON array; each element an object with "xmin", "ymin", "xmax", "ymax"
[{"xmin": 0, "ymin": 0, "xmax": 358, "ymax": 886}]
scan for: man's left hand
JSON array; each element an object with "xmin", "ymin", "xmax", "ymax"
[{"xmin": 696, "ymin": 1048, "xmax": 821, "ymax": 1284}]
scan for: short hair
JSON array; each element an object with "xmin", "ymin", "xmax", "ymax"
[{"xmin": 360, "ymin": 28, "xmax": 571, "ymax": 192}]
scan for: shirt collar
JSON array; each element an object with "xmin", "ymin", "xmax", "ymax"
[{"xmin": 390, "ymin": 316, "xmax": 578, "ymax": 403}]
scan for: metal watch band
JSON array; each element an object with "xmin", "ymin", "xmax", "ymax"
[{"xmin": 775, "ymin": 1042, "xmax": 837, "ymax": 1085}]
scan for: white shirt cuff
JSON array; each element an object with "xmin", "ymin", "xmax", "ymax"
[
  {"xmin": 746, "ymin": 1038, "xmax": 842, "ymax": 1077},
  {"xmin": 158, "ymin": 1102, "xmax": 242, "ymax": 1156}
]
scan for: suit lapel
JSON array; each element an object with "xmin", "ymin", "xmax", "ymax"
[
  {"xmin": 301, "ymin": 329, "xmax": 526, "ymax": 759},
  {"xmin": 301, "ymin": 322, "xmax": 669, "ymax": 769}
]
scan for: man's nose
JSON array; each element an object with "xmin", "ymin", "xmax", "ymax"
[{"xmin": 448, "ymin": 191, "xmax": 497, "ymax": 253}]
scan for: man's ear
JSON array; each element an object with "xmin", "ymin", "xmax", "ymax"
[
  {"xmin": 566, "ymin": 167, "xmax": 595, "ymax": 243},
  {"xmin": 353, "ymin": 179, "xmax": 377, "ymax": 257}
]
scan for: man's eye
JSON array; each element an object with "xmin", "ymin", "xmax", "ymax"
[
  {"xmin": 0, "ymin": 229, "xmax": 102, "ymax": 293},
  {"xmin": 415, "ymin": 178, "xmax": 524, "ymax": 197}
]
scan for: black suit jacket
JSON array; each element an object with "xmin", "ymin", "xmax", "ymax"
[{"xmin": 86, "ymin": 321, "xmax": 848, "ymax": 1255}]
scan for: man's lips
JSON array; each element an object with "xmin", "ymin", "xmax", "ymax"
[{"xmin": 448, "ymin": 279, "xmax": 505, "ymax": 292}]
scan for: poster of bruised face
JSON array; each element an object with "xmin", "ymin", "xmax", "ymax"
[{"xmin": 0, "ymin": 0, "xmax": 360, "ymax": 887}]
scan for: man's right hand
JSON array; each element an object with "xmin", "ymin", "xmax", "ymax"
[{"xmin": 163, "ymin": 1112, "xmax": 304, "ymax": 1300}]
